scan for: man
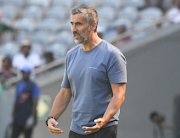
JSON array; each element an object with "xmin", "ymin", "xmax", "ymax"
[
  {"xmin": 11, "ymin": 66, "xmax": 40, "ymax": 138},
  {"xmin": 12, "ymin": 40, "xmax": 41, "ymax": 71},
  {"xmin": 46, "ymin": 4, "xmax": 127, "ymax": 138},
  {"xmin": 0, "ymin": 55, "xmax": 17, "ymax": 88}
]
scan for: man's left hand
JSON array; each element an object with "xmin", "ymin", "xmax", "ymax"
[{"xmin": 82, "ymin": 118, "xmax": 105, "ymax": 134}]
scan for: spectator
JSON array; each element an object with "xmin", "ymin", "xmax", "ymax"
[
  {"xmin": 0, "ymin": 9, "xmax": 14, "ymax": 44},
  {"xmin": 146, "ymin": 0, "xmax": 164, "ymax": 10},
  {"xmin": 43, "ymin": 52, "xmax": 54, "ymax": 64},
  {"xmin": 12, "ymin": 40, "xmax": 41, "ymax": 71},
  {"xmin": 43, "ymin": 52, "xmax": 61, "ymax": 72},
  {"xmin": 0, "ymin": 55, "xmax": 17, "ymax": 88},
  {"xmin": 167, "ymin": 0, "xmax": 180, "ymax": 23},
  {"xmin": 115, "ymin": 25, "xmax": 131, "ymax": 43},
  {"xmin": 11, "ymin": 66, "xmax": 40, "ymax": 138}
]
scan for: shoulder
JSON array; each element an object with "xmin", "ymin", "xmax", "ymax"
[
  {"xmin": 67, "ymin": 45, "xmax": 81, "ymax": 55},
  {"xmin": 66, "ymin": 45, "xmax": 81, "ymax": 59},
  {"xmin": 13, "ymin": 53, "xmax": 23, "ymax": 59},
  {"xmin": 29, "ymin": 52, "xmax": 40, "ymax": 58},
  {"xmin": 101, "ymin": 40, "xmax": 124, "ymax": 55},
  {"xmin": 102, "ymin": 40, "xmax": 126, "ymax": 63}
]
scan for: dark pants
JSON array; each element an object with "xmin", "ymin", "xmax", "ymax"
[
  {"xmin": 11, "ymin": 123, "xmax": 33, "ymax": 138},
  {"xmin": 69, "ymin": 125, "xmax": 117, "ymax": 138}
]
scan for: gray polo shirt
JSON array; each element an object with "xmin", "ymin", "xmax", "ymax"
[{"xmin": 61, "ymin": 40, "xmax": 127, "ymax": 134}]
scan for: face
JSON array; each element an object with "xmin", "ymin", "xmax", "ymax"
[
  {"xmin": 21, "ymin": 46, "xmax": 31, "ymax": 55},
  {"xmin": 71, "ymin": 13, "xmax": 91, "ymax": 44},
  {"xmin": 22, "ymin": 72, "xmax": 30, "ymax": 80},
  {"xmin": 117, "ymin": 27, "xmax": 126, "ymax": 34}
]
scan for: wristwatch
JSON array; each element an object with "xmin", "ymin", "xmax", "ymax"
[{"xmin": 45, "ymin": 116, "xmax": 56, "ymax": 126}]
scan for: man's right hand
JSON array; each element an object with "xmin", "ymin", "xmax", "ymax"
[{"xmin": 48, "ymin": 118, "xmax": 63, "ymax": 133}]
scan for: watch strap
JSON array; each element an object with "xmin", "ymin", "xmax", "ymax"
[{"xmin": 45, "ymin": 116, "xmax": 56, "ymax": 126}]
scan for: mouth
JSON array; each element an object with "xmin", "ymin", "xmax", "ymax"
[{"xmin": 73, "ymin": 34, "xmax": 80, "ymax": 39}]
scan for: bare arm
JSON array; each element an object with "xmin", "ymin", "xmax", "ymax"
[
  {"xmin": 48, "ymin": 87, "xmax": 72, "ymax": 133},
  {"xmin": 83, "ymin": 83, "xmax": 126, "ymax": 133},
  {"xmin": 31, "ymin": 98, "xmax": 38, "ymax": 116}
]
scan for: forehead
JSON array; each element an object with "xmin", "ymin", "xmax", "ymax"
[{"xmin": 71, "ymin": 13, "xmax": 87, "ymax": 23}]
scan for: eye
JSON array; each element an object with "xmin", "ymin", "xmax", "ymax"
[{"xmin": 77, "ymin": 22, "xmax": 82, "ymax": 26}]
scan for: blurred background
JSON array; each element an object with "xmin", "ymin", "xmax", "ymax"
[{"xmin": 0, "ymin": 0, "xmax": 180, "ymax": 138}]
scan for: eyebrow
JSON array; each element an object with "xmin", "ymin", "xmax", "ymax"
[{"xmin": 70, "ymin": 21, "xmax": 83, "ymax": 24}]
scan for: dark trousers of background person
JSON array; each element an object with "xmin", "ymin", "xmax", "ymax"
[
  {"xmin": 69, "ymin": 125, "xmax": 117, "ymax": 138},
  {"xmin": 11, "ymin": 123, "xmax": 33, "ymax": 138}
]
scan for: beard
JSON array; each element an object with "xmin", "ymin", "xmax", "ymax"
[{"xmin": 73, "ymin": 29, "xmax": 90, "ymax": 44}]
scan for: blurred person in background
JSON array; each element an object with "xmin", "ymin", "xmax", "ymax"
[
  {"xmin": 43, "ymin": 52, "xmax": 54, "ymax": 64},
  {"xmin": 0, "ymin": 9, "xmax": 14, "ymax": 44},
  {"xmin": 167, "ymin": 0, "xmax": 180, "ymax": 23},
  {"xmin": 46, "ymin": 4, "xmax": 127, "ymax": 138},
  {"xmin": 12, "ymin": 40, "xmax": 41, "ymax": 72},
  {"xmin": 0, "ymin": 55, "xmax": 17, "ymax": 89},
  {"xmin": 11, "ymin": 66, "xmax": 40, "ymax": 138},
  {"xmin": 146, "ymin": 0, "xmax": 165, "ymax": 10},
  {"xmin": 115, "ymin": 24, "xmax": 131, "ymax": 43}
]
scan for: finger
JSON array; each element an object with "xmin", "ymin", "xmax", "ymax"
[
  {"xmin": 49, "ymin": 127, "xmax": 63, "ymax": 133},
  {"xmin": 85, "ymin": 130, "xmax": 93, "ymax": 134},
  {"xmin": 94, "ymin": 118, "xmax": 102, "ymax": 123},
  {"xmin": 82, "ymin": 126, "xmax": 98, "ymax": 130}
]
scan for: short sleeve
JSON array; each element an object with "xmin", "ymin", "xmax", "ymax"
[
  {"xmin": 107, "ymin": 49, "xmax": 127, "ymax": 84},
  {"xmin": 32, "ymin": 85, "xmax": 40, "ymax": 98},
  {"xmin": 32, "ymin": 54, "xmax": 41, "ymax": 67},
  {"xmin": 61, "ymin": 55, "xmax": 71, "ymax": 88}
]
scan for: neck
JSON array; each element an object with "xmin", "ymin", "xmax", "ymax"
[
  {"xmin": 82, "ymin": 33, "xmax": 102, "ymax": 51},
  {"xmin": 23, "ymin": 78, "xmax": 30, "ymax": 82}
]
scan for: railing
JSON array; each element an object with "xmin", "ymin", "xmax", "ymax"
[{"xmin": 6, "ymin": 16, "xmax": 169, "ymax": 87}]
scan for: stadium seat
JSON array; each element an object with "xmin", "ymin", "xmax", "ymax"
[
  {"xmin": 31, "ymin": 31, "xmax": 52, "ymax": 45},
  {"xmin": 23, "ymin": 6, "xmax": 43, "ymax": 20},
  {"xmin": 31, "ymin": 43, "xmax": 45, "ymax": 56},
  {"xmin": 3, "ymin": 0, "xmax": 25, "ymax": 7},
  {"xmin": 113, "ymin": 18, "xmax": 132, "ymax": 30},
  {"xmin": 0, "ymin": 42, "xmax": 19, "ymax": 56},
  {"xmin": 54, "ymin": 31, "xmax": 73, "ymax": 46},
  {"xmin": 141, "ymin": 7, "xmax": 163, "ymax": 22},
  {"xmin": 76, "ymin": 0, "xmax": 96, "ymax": 8},
  {"xmin": 52, "ymin": 0, "xmax": 72, "ymax": 8},
  {"xmin": 16, "ymin": 31, "xmax": 30, "ymax": 43},
  {"xmin": 14, "ymin": 18, "xmax": 36, "ymax": 32},
  {"xmin": 132, "ymin": 19, "xmax": 154, "ymax": 40},
  {"xmin": 38, "ymin": 18, "xmax": 60, "ymax": 32},
  {"xmin": 61, "ymin": 20, "xmax": 71, "ymax": 31},
  {"xmin": 98, "ymin": 18, "xmax": 109, "ymax": 29},
  {"xmin": 46, "ymin": 6, "xmax": 66, "ymax": 20},
  {"xmin": 0, "ymin": 17, "xmax": 12, "ymax": 25},
  {"xmin": 124, "ymin": 0, "xmax": 145, "ymax": 8},
  {"xmin": 0, "ymin": 4, "xmax": 19, "ymax": 19},
  {"xmin": 97, "ymin": 6, "xmax": 115, "ymax": 21},
  {"xmin": 46, "ymin": 43, "xmax": 68, "ymax": 59},
  {"xmin": 28, "ymin": 0, "xmax": 50, "ymax": 7},
  {"xmin": 118, "ymin": 6, "xmax": 138, "ymax": 22},
  {"xmin": 99, "ymin": 0, "xmax": 122, "ymax": 9}
]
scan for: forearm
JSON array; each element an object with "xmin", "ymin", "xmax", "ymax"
[
  {"xmin": 49, "ymin": 88, "xmax": 72, "ymax": 120},
  {"xmin": 102, "ymin": 94, "xmax": 125, "ymax": 125},
  {"xmin": 12, "ymin": 101, "xmax": 17, "ymax": 117},
  {"xmin": 31, "ymin": 98, "xmax": 38, "ymax": 116}
]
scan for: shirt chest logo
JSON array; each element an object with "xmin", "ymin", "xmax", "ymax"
[{"xmin": 89, "ymin": 67, "xmax": 97, "ymax": 69}]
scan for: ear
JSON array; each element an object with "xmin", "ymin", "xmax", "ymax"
[{"xmin": 91, "ymin": 22, "xmax": 97, "ymax": 31}]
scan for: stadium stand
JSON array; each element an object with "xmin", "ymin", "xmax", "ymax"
[{"xmin": 0, "ymin": 0, "xmax": 178, "ymax": 71}]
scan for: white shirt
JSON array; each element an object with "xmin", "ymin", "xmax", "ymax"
[{"xmin": 13, "ymin": 52, "xmax": 41, "ymax": 70}]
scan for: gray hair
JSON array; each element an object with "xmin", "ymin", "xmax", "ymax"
[{"xmin": 71, "ymin": 4, "xmax": 98, "ymax": 32}]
